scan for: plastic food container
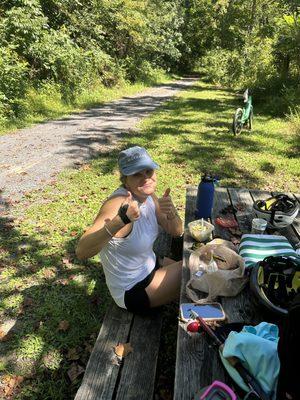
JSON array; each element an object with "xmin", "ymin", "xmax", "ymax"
[{"xmin": 188, "ymin": 219, "xmax": 214, "ymax": 242}]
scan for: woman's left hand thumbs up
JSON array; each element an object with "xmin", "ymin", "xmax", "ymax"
[{"xmin": 158, "ymin": 188, "xmax": 177, "ymax": 219}]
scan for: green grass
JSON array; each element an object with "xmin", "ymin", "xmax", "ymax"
[{"xmin": 0, "ymin": 80, "xmax": 299, "ymax": 399}]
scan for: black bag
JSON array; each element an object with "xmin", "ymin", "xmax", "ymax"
[{"xmin": 276, "ymin": 293, "xmax": 300, "ymax": 400}]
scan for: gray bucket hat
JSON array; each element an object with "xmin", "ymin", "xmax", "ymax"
[{"xmin": 118, "ymin": 146, "xmax": 159, "ymax": 176}]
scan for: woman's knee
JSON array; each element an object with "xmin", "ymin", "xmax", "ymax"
[{"xmin": 168, "ymin": 260, "xmax": 183, "ymax": 270}]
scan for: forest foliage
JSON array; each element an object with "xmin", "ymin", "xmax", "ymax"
[{"xmin": 0, "ymin": 0, "xmax": 299, "ymax": 125}]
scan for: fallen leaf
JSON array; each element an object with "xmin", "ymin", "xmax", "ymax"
[
  {"xmin": 114, "ymin": 342, "xmax": 133, "ymax": 358},
  {"xmin": 90, "ymin": 295, "xmax": 101, "ymax": 306},
  {"xmin": 17, "ymin": 306, "xmax": 25, "ymax": 316},
  {"xmin": 67, "ymin": 348, "xmax": 80, "ymax": 361},
  {"xmin": 81, "ymin": 164, "xmax": 91, "ymax": 171},
  {"xmin": 58, "ymin": 320, "xmax": 70, "ymax": 331},
  {"xmin": 0, "ymin": 329, "xmax": 14, "ymax": 342},
  {"xmin": 67, "ymin": 363, "xmax": 85, "ymax": 382},
  {"xmin": 56, "ymin": 278, "xmax": 69, "ymax": 285},
  {"xmin": 70, "ymin": 231, "xmax": 77, "ymax": 237},
  {"xmin": 14, "ymin": 282, "xmax": 23, "ymax": 290},
  {"xmin": 1, "ymin": 375, "xmax": 24, "ymax": 397},
  {"xmin": 43, "ymin": 268, "xmax": 56, "ymax": 279},
  {"xmin": 84, "ymin": 343, "xmax": 93, "ymax": 354},
  {"xmin": 62, "ymin": 258, "xmax": 72, "ymax": 267},
  {"xmin": 0, "ymin": 329, "xmax": 7, "ymax": 341},
  {"xmin": 23, "ymin": 297, "xmax": 34, "ymax": 307},
  {"xmin": 29, "ymin": 265, "xmax": 38, "ymax": 273}
]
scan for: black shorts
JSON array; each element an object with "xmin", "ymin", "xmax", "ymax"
[{"xmin": 124, "ymin": 259, "xmax": 161, "ymax": 314}]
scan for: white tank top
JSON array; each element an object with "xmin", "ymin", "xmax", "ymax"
[{"xmin": 99, "ymin": 187, "xmax": 159, "ymax": 308}]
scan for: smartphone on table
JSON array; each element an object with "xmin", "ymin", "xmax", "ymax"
[{"xmin": 180, "ymin": 302, "xmax": 225, "ymax": 322}]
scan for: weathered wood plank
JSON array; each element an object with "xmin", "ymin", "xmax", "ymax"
[
  {"xmin": 115, "ymin": 311, "xmax": 162, "ymax": 400},
  {"xmin": 75, "ymin": 305, "xmax": 133, "ymax": 400}
]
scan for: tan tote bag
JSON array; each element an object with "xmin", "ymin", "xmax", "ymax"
[{"xmin": 186, "ymin": 241, "xmax": 248, "ymax": 303}]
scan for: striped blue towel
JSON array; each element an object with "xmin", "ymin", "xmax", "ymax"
[{"xmin": 239, "ymin": 234, "xmax": 296, "ymax": 268}]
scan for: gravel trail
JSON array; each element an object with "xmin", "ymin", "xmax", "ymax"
[{"xmin": 0, "ymin": 78, "xmax": 197, "ymax": 201}]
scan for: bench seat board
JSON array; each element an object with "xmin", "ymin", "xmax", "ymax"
[
  {"xmin": 74, "ymin": 306, "xmax": 133, "ymax": 400},
  {"xmin": 115, "ymin": 311, "xmax": 163, "ymax": 400}
]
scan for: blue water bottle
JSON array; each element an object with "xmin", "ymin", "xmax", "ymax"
[{"xmin": 195, "ymin": 174, "xmax": 216, "ymax": 219}]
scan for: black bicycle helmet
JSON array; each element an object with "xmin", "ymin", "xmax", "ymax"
[
  {"xmin": 250, "ymin": 255, "xmax": 300, "ymax": 316},
  {"xmin": 253, "ymin": 194, "xmax": 299, "ymax": 229}
]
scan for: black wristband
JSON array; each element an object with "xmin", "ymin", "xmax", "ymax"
[{"xmin": 118, "ymin": 204, "xmax": 131, "ymax": 225}]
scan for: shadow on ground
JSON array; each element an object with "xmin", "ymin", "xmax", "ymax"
[{"xmin": 0, "ymin": 190, "xmax": 110, "ymax": 399}]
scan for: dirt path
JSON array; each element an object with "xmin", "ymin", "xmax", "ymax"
[{"xmin": 0, "ymin": 78, "xmax": 198, "ymax": 201}]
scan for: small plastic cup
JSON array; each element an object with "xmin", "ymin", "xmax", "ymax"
[{"xmin": 251, "ymin": 218, "xmax": 267, "ymax": 234}]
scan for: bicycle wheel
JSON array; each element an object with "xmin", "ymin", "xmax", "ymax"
[
  {"xmin": 248, "ymin": 107, "xmax": 253, "ymax": 131},
  {"xmin": 232, "ymin": 108, "xmax": 243, "ymax": 135}
]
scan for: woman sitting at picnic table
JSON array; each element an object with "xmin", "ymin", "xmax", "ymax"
[{"xmin": 76, "ymin": 146, "xmax": 183, "ymax": 314}]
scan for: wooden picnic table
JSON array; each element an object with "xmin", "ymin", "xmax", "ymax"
[{"xmin": 174, "ymin": 186, "xmax": 300, "ymax": 400}]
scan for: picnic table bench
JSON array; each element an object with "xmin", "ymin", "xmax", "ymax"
[
  {"xmin": 174, "ymin": 186, "xmax": 300, "ymax": 400},
  {"xmin": 74, "ymin": 229, "xmax": 173, "ymax": 400}
]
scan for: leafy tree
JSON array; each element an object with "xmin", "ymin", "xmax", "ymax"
[
  {"xmin": 0, "ymin": 46, "xmax": 29, "ymax": 119},
  {"xmin": 274, "ymin": 14, "xmax": 300, "ymax": 79},
  {"xmin": 178, "ymin": 0, "xmax": 217, "ymax": 71},
  {"xmin": 1, "ymin": 0, "xmax": 300, "ymax": 121}
]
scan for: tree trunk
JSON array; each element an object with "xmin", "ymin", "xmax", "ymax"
[{"xmin": 282, "ymin": 54, "xmax": 290, "ymax": 80}]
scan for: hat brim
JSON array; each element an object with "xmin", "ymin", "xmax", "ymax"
[{"xmin": 121, "ymin": 161, "xmax": 159, "ymax": 176}]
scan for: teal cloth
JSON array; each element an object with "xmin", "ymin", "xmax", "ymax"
[{"xmin": 220, "ymin": 322, "xmax": 280, "ymax": 400}]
